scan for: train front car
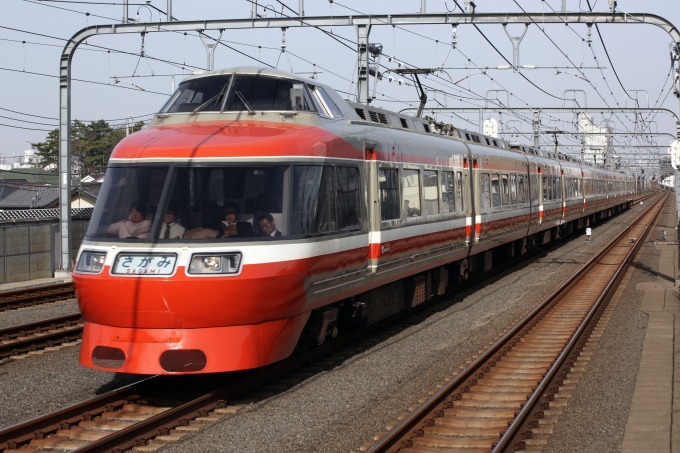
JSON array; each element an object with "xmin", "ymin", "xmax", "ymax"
[{"xmin": 73, "ymin": 68, "xmax": 369, "ymax": 374}]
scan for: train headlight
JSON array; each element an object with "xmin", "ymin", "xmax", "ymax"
[
  {"xmin": 188, "ymin": 253, "xmax": 242, "ymax": 274},
  {"xmin": 76, "ymin": 251, "xmax": 107, "ymax": 274}
]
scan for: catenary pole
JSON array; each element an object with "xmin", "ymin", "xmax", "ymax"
[{"xmin": 58, "ymin": 11, "xmax": 680, "ymax": 272}]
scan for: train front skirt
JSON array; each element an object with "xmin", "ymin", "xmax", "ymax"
[{"xmin": 79, "ymin": 313, "xmax": 309, "ymax": 374}]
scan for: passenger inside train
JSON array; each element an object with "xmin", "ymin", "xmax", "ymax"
[
  {"xmin": 217, "ymin": 202, "xmax": 253, "ymax": 238},
  {"xmin": 256, "ymin": 213, "xmax": 282, "ymax": 237},
  {"xmin": 105, "ymin": 203, "xmax": 151, "ymax": 239},
  {"xmin": 85, "ymin": 163, "xmax": 363, "ymax": 242},
  {"xmin": 159, "ymin": 202, "xmax": 185, "ymax": 239}
]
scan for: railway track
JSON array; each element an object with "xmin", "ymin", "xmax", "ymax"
[
  {"xmin": 0, "ymin": 196, "xmax": 658, "ymax": 452},
  {"xmin": 0, "ymin": 375, "xmax": 242, "ymax": 452},
  {"xmin": 0, "ymin": 309, "xmax": 390, "ymax": 451},
  {"xmin": 0, "ymin": 314, "xmax": 83, "ymax": 362},
  {"xmin": 0, "ymin": 282, "xmax": 75, "ymax": 312},
  {"xmin": 364, "ymin": 193, "xmax": 666, "ymax": 452}
]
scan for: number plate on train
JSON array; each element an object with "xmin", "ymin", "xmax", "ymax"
[{"xmin": 112, "ymin": 253, "xmax": 178, "ymax": 275}]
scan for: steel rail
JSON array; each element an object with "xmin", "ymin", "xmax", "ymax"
[
  {"xmin": 0, "ymin": 283, "xmax": 75, "ymax": 312},
  {"xmin": 0, "ymin": 378, "xmax": 159, "ymax": 450},
  {"xmin": 0, "ymin": 314, "xmax": 83, "ymax": 360},
  {"xmin": 366, "ymin": 192, "xmax": 666, "ymax": 452},
  {"xmin": 0, "ymin": 298, "xmax": 394, "ymax": 451},
  {"xmin": 495, "ymin": 193, "xmax": 666, "ymax": 450}
]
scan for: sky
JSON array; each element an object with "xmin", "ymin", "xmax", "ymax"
[{"xmin": 1, "ymin": 0, "xmax": 679, "ymax": 175}]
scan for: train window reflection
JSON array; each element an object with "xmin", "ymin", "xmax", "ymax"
[
  {"xmin": 335, "ymin": 167, "xmax": 361, "ymax": 231},
  {"xmin": 517, "ymin": 175, "xmax": 526, "ymax": 204},
  {"xmin": 441, "ymin": 171, "xmax": 454, "ymax": 213},
  {"xmin": 423, "ymin": 170, "xmax": 439, "ymax": 216},
  {"xmin": 161, "ymin": 75, "xmax": 231, "ymax": 113},
  {"xmin": 509, "ymin": 174, "xmax": 517, "ymax": 204},
  {"xmin": 314, "ymin": 87, "xmax": 344, "ymax": 118},
  {"xmin": 455, "ymin": 171, "xmax": 464, "ymax": 212},
  {"xmin": 290, "ymin": 165, "xmax": 361, "ymax": 236},
  {"xmin": 86, "ymin": 167, "xmax": 168, "ymax": 240},
  {"xmin": 491, "ymin": 174, "xmax": 501, "ymax": 208},
  {"xmin": 291, "ymin": 166, "xmax": 336, "ymax": 235},
  {"xmin": 501, "ymin": 174, "xmax": 509, "ymax": 206},
  {"xmin": 225, "ymin": 76, "xmax": 316, "ymax": 112},
  {"xmin": 161, "ymin": 74, "xmax": 320, "ymax": 114},
  {"xmin": 402, "ymin": 169, "xmax": 421, "ymax": 218},
  {"xmin": 481, "ymin": 174, "xmax": 491, "ymax": 210},
  {"xmin": 379, "ymin": 167, "xmax": 400, "ymax": 221}
]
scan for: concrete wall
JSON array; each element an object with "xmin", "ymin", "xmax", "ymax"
[{"xmin": 0, "ymin": 219, "xmax": 89, "ymax": 284}]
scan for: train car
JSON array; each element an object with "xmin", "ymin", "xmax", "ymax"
[
  {"xmin": 606, "ymin": 170, "xmax": 636, "ymax": 212},
  {"xmin": 73, "ymin": 67, "xmax": 634, "ymax": 375},
  {"xmin": 558, "ymin": 154, "xmax": 585, "ymax": 227}
]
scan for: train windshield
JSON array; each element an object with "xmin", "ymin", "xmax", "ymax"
[
  {"xmin": 160, "ymin": 74, "xmax": 316, "ymax": 114},
  {"xmin": 85, "ymin": 163, "xmax": 362, "ymax": 242},
  {"xmin": 161, "ymin": 75, "xmax": 232, "ymax": 113}
]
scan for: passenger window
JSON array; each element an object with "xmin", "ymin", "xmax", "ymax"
[
  {"xmin": 530, "ymin": 174, "xmax": 540, "ymax": 202},
  {"xmin": 441, "ymin": 171, "xmax": 455, "ymax": 213},
  {"xmin": 335, "ymin": 167, "xmax": 361, "ymax": 231},
  {"xmin": 423, "ymin": 170, "xmax": 439, "ymax": 215},
  {"xmin": 314, "ymin": 87, "xmax": 344, "ymax": 118},
  {"xmin": 491, "ymin": 174, "xmax": 501, "ymax": 208},
  {"xmin": 481, "ymin": 173, "xmax": 491, "ymax": 210},
  {"xmin": 455, "ymin": 171, "xmax": 464, "ymax": 212},
  {"xmin": 379, "ymin": 167, "xmax": 400, "ymax": 221},
  {"xmin": 402, "ymin": 169, "xmax": 421, "ymax": 217},
  {"xmin": 85, "ymin": 166, "xmax": 168, "ymax": 239},
  {"xmin": 291, "ymin": 166, "xmax": 335, "ymax": 235},
  {"xmin": 517, "ymin": 175, "xmax": 526, "ymax": 204},
  {"xmin": 501, "ymin": 174, "xmax": 509, "ymax": 206},
  {"xmin": 509, "ymin": 174, "xmax": 517, "ymax": 204}
]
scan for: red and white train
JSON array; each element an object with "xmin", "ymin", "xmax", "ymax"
[{"xmin": 73, "ymin": 67, "xmax": 636, "ymax": 374}]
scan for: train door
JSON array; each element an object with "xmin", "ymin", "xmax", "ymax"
[
  {"xmin": 463, "ymin": 155, "xmax": 489, "ymax": 247},
  {"xmin": 560, "ymin": 168, "xmax": 567, "ymax": 222},
  {"xmin": 580, "ymin": 169, "xmax": 586, "ymax": 215},
  {"xmin": 535, "ymin": 166, "xmax": 544, "ymax": 225},
  {"xmin": 365, "ymin": 144, "xmax": 380, "ymax": 273},
  {"xmin": 451, "ymin": 150, "xmax": 474, "ymax": 280},
  {"xmin": 461, "ymin": 160, "xmax": 472, "ymax": 247}
]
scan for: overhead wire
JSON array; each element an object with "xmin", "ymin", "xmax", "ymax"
[
  {"xmin": 327, "ymin": 0, "xmax": 558, "ymax": 135},
  {"xmin": 536, "ymin": 1, "xmax": 645, "ymax": 139},
  {"xmin": 5, "ymin": 0, "xmax": 676, "ymax": 161}
]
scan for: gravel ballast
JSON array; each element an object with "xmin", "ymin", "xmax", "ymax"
[{"xmin": 0, "ymin": 199, "xmax": 665, "ymax": 452}]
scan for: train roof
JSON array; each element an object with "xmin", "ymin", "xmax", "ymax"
[
  {"xmin": 157, "ymin": 67, "xmax": 632, "ymax": 176},
  {"xmin": 180, "ymin": 66, "xmax": 326, "ymax": 88},
  {"xmin": 167, "ymin": 66, "xmax": 359, "ymax": 119}
]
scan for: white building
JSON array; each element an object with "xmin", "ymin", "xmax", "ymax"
[{"xmin": 578, "ymin": 113, "xmax": 612, "ymax": 166}]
